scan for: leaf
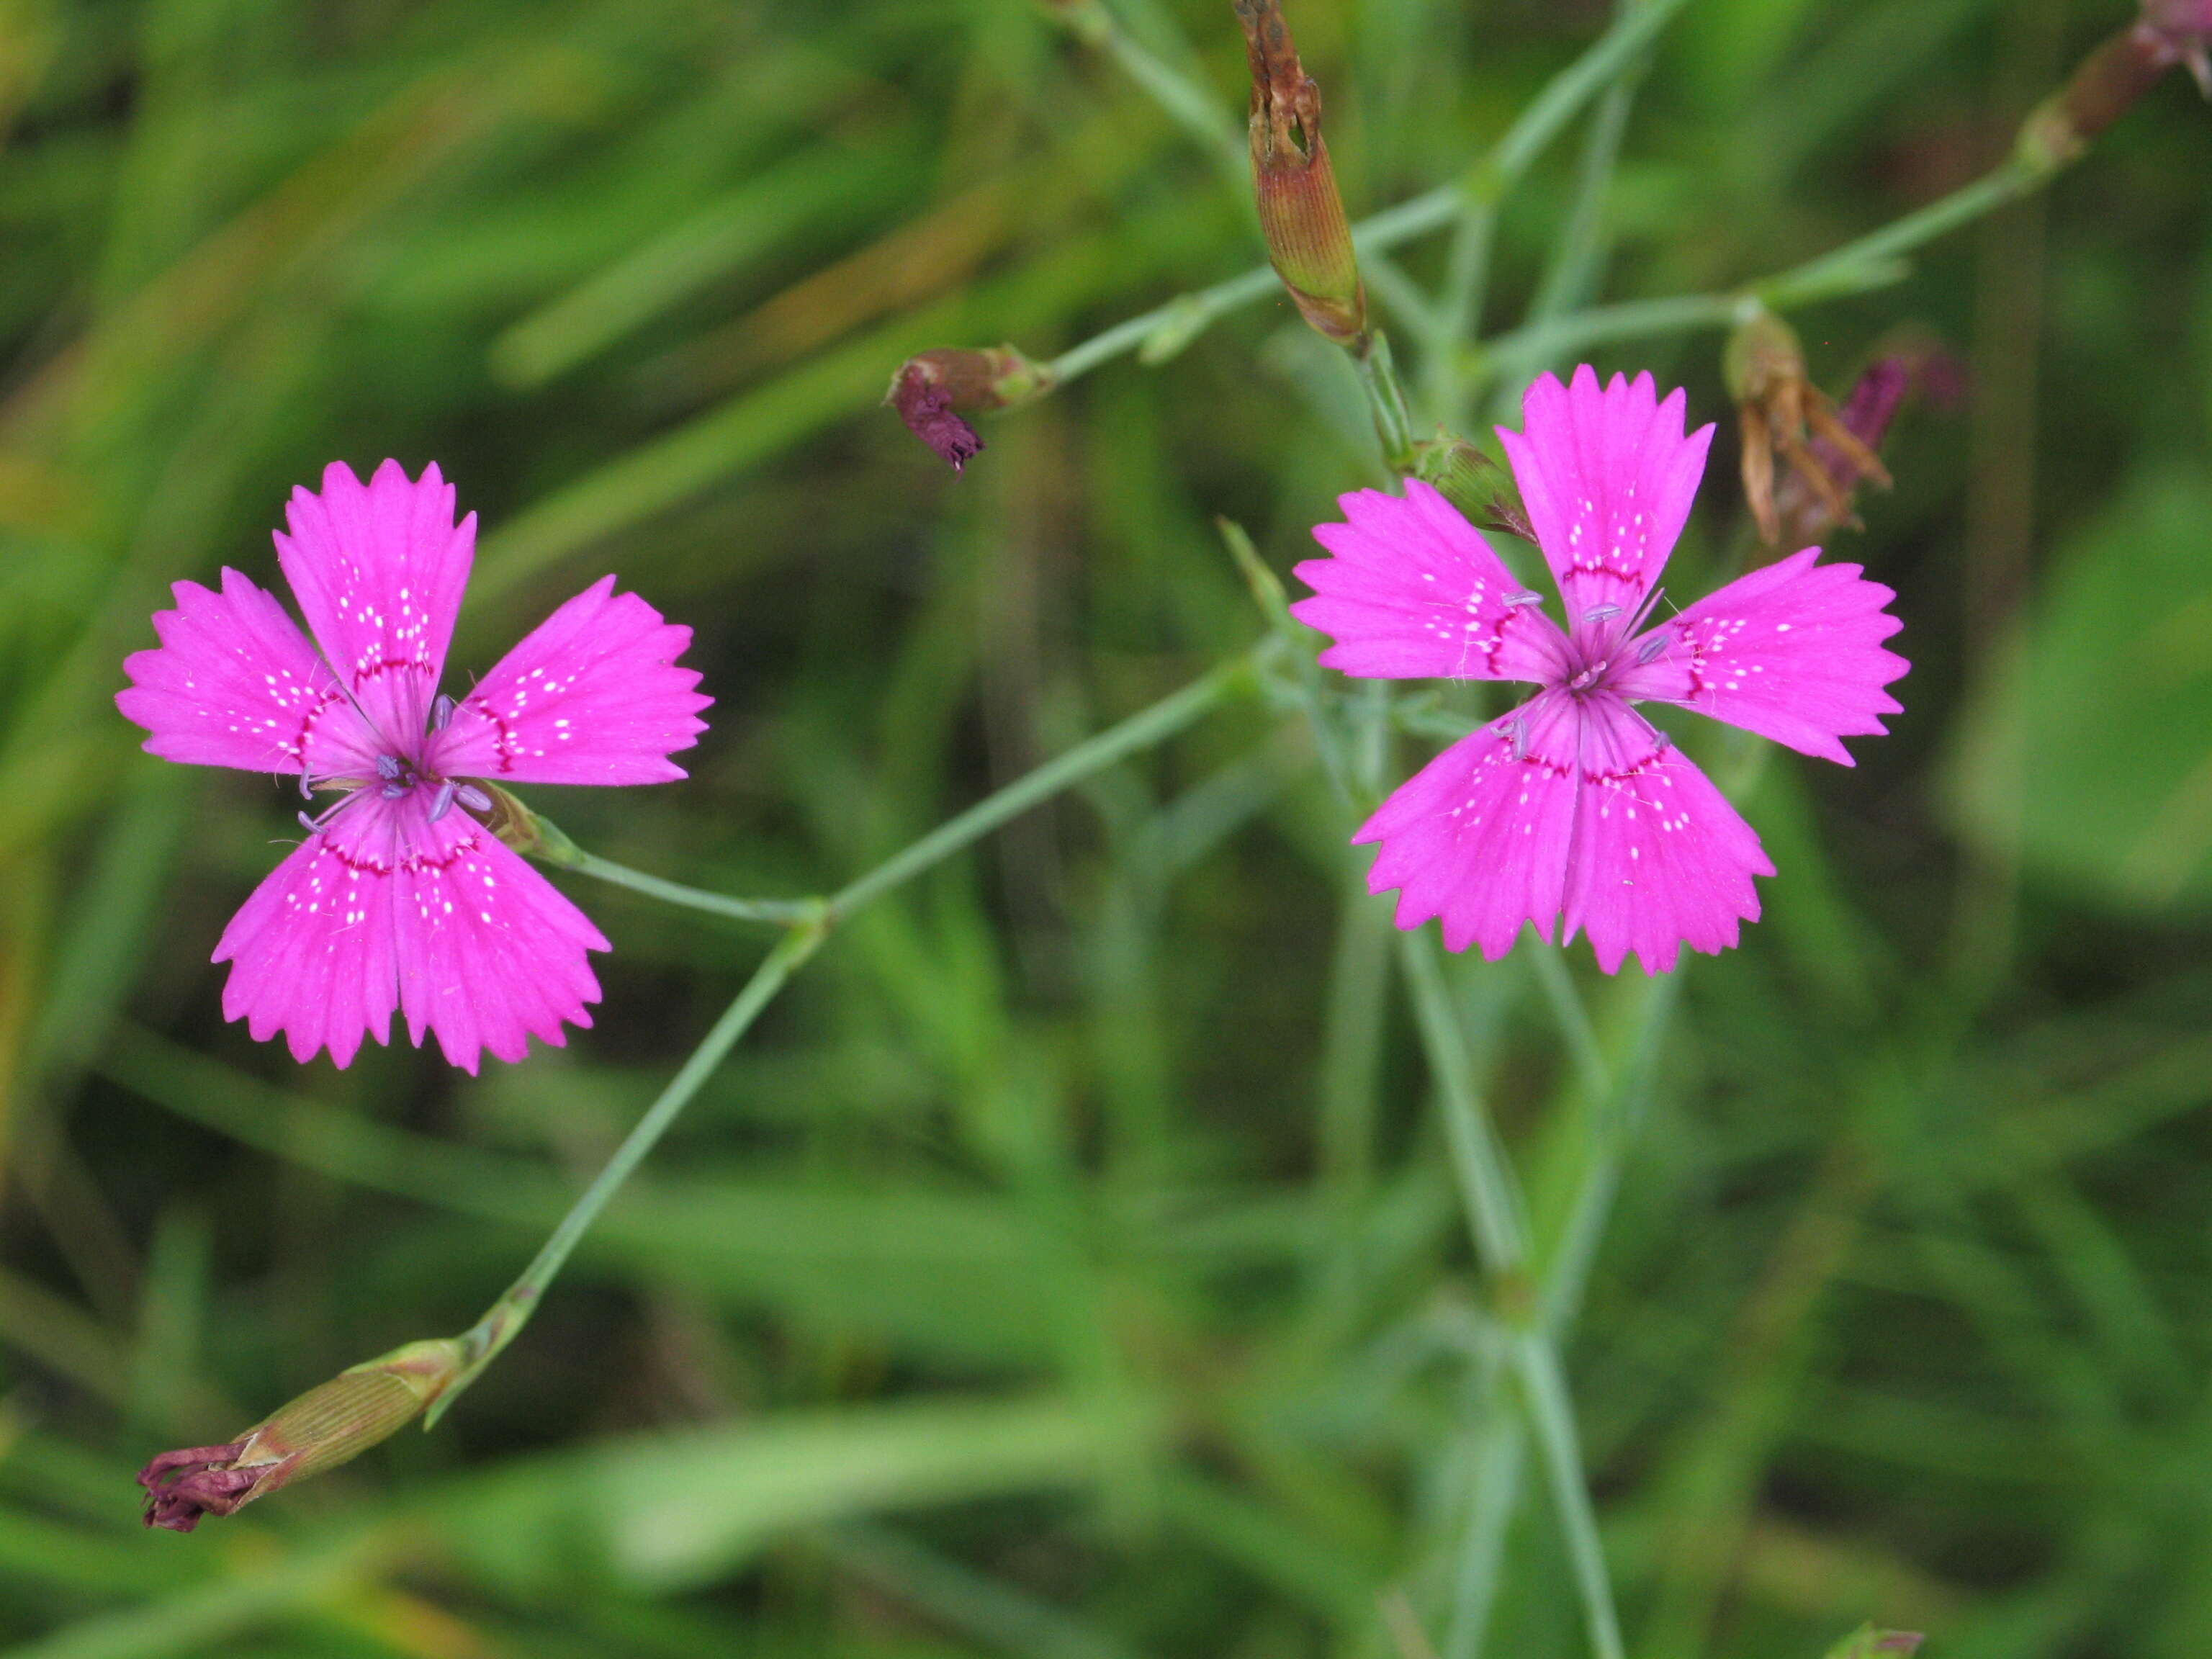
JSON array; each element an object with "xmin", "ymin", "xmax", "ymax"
[{"xmin": 1946, "ymin": 471, "xmax": 2212, "ymax": 913}]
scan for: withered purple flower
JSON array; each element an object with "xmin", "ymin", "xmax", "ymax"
[
  {"xmin": 138, "ymin": 1339, "xmax": 464, "ymax": 1532},
  {"xmin": 884, "ymin": 346, "xmax": 1054, "ymax": 474}
]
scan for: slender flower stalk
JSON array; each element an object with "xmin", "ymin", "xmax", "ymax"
[{"xmin": 132, "ymin": 646, "xmax": 1273, "ymax": 1516}]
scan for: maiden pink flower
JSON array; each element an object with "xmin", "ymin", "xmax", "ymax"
[
  {"xmin": 1290, "ymin": 367, "xmax": 1907, "ymax": 974},
  {"xmin": 118, "ymin": 460, "xmax": 709, "ymax": 1071}
]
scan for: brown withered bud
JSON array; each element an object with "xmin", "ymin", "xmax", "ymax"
[
  {"xmin": 884, "ymin": 346, "xmax": 1056, "ymax": 474},
  {"xmin": 2019, "ymin": 2, "xmax": 2210, "ymax": 168},
  {"xmin": 1408, "ymin": 431, "xmax": 1536, "ymax": 544},
  {"xmin": 1726, "ymin": 311, "xmax": 1892, "ymax": 547},
  {"xmin": 1773, "ymin": 338, "xmax": 1966, "ymax": 549},
  {"xmin": 139, "ymin": 1339, "xmax": 465, "ymax": 1532},
  {"xmin": 1233, "ymin": 0, "xmax": 1366, "ymax": 346}
]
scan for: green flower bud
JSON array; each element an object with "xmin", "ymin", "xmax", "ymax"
[
  {"xmin": 139, "ymin": 1339, "xmax": 466, "ymax": 1532},
  {"xmin": 1234, "ymin": 0, "xmax": 1365, "ymax": 346}
]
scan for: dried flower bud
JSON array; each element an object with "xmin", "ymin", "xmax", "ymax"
[
  {"xmin": 2019, "ymin": 4, "xmax": 2210, "ymax": 169},
  {"xmin": 139, "ymin": 1339, "xmax": 465, "ymax": 1532},
  {"xmin": 1408, "ymin": 431, "xmax": 1535, "ymax": 544},
  {"xmin": 1233, "ymin": 0, "xmax": 1365, "ymax": 346},
  {"xmin": 884, "ymin": 346, "xmax": 1056, "ymax": 475},
  {"xmin": 1820, "ymin": 1624, "xmax": 1926, "ymax": 1659},
  {"xmin": 1726, "ymin": 311, "xmax": 1892, "ymax": 547},
  {"xmin": 1773, "ymin": 337, "xmax": 1966, "ymax": 549}
]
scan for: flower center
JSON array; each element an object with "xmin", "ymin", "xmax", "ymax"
[{"xmin": 374, "ymin": 753, "xmax": 423, "ymax": 798}]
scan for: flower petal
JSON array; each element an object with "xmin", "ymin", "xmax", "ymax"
[
  {"xmin": 390, "ymin": 795, "xmax": 608, "ymax": 1074},
  {"xmin": 1563, "ymin": 695, "xmax": 1773, "ymax": 975},
  {"xmin": 274, "ymin": 460, "xmax": 475, "ymax": 747},
  {"xmin": 1496, "ymin": 367, "xmax": 1712, "ymax": 654},
  {"xmin": 1354, "ymin": 688, "xmax": 1581, "ymax": 958},
  {"xmin": 117, "ymin": 569, "xmax": 377, "ymax": 774},
  {"xmin": 1290, "ymin": 481, "xmax": 1573, "ymax": 683},
  {"xmin": 1610, "ymin": 547, "xmax": 1908, "ymax": 765},
  {"xmin": 428, "ymin": 576, "xmax": 711, "ymax": 786},
  {"xmin": 212, "ymin": 789, "xmax": 406, "ymax": 1068}
]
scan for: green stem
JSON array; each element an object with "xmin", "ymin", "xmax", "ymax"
[
  {"xmin": 1444, "ymin": 1399, "xmax": 1526, "ymax": 1659},
  {"xmin": 428, "ymin": 911, "xmax": 828, "ymax": 1424},
  {"xmin": 1046, "ymin": 0, "xmax": 1692, "ymax": 395},
  {"xmin": 1398, "ymin": 931, "xmax": 1527, "ymax": 1272},
  {"xmin": 1751, "ymin": 154, "xmax": 2046, "ymax": 310},
  {"xmin": 549, "ymin": 846, "xmax": 816, "ymax": 927},
  {"xmin": 1354, "ymin": 330, "xmax": 1420, "ymax": 475},
  {"xmin": 1485, "ymin": 153, "xmax": 2056, "ymax": 387},
  {"xmin": 1398, "ymin": 930, "xmax": 1627, "ymax": 1659},
  {"xmin": 429, "ymin": 649, "xmax": 1268, "ymax": 1419},
  {"xmin": 1529, "ymin": 946, "xmax": 1609, "ymax": 1100},
  {"xmin": 1053, "ymin": 64, "xmax": 2055, "ymax": 413},
  {"xmin": 1512, "ymin": 1336, "xmax": 1625, "ymax": 1659},
  {"xmin": 1049, "ymin": 0, "xmax": 1249, "ymax": 191},
  {"xmin": 830, "ymin": 645, "xmax": 1265, "ymax": 917},
  {"xmin": 1429, "ymin": 0, "xmax": 1692, "ymax": 410}
]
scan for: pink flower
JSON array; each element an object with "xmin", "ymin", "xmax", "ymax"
[
  {"xmin": 1290, "ymin": 367, "xmax": 1907, "ymax": 974},
  {"xmin": 118, "ymin": 460, "xmax": 710, "ymax": 1071}
]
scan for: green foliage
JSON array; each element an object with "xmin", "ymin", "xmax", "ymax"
[
  {"xmin": 1949, "ymin": 472, "xmax": 2212, "ymax": 914},
  {"xmin": 1, "ymin": 0, "xmax": 2209, "ymax": 1655}
]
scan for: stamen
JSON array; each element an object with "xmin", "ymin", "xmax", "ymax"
[
  {"xmin": 428, "ymin": 780, "xmax": 458, "ymax": 823},
  {"xmin": 1510, "ymin": 715, "xmax": 1528, "ymax": 763},
  {"xmin": 380, "ymin": 782, "xmax": 409, "ymax": 799},
  {"xmin": 295, "ymin": 793, "xmax": 351, "ymax": 835},
  {"xmin": 431, "ymin": 694, "xmax": 456, "ymax": 731},
  {"xmin": 299, "ymin": 771, "xmax": 314, "ymax": 799},
  {"xmin": 1582, "ymin": 603, "xmax": 1621, "ymax": 623},
  {"xmin": 375, "ymin": 755, "xmax": 403, "ymax": 781},
  {"xmin": 454, "ymin": 783, "xmax": 493, "ymax": 813},
  {"xmin": 1503, "ymin": 590, "xmax": 1544, "ymax": 608},
  {"xmin": 1624, "ymin": 583, "xmax": 1668, "ymax": 639},
  {"xmin": 1637, "ymin": 633, "xmax": 1670, "ymax": 665}
]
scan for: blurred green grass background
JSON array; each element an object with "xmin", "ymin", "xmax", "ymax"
[{"xmin": 2, "ymin": 0, "xmax": 2211, "ymax": 1655}]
